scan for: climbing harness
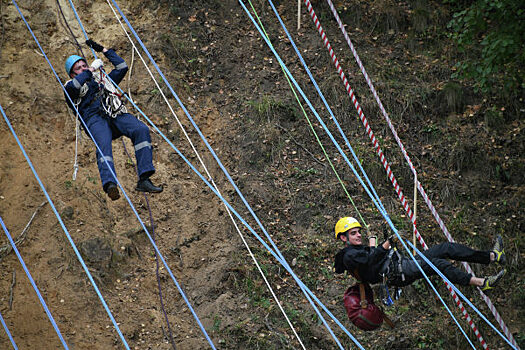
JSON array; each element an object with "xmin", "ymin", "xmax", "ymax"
[
  {"xmin": 92, "ymin": 63, "xmax": 127, "ymax": 119},
  {"xmin": 382, "ymin": 247, "xmax": 405, "ymax": 283},
  {"xmin": 65, "ymin": 59, "xmax": 127, "ymax": 120}
]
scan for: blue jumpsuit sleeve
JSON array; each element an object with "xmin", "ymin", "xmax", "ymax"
[
  {"xmin": 104, "ymin": 49, "xmax": 128, "ymax": 85},
  {"xmin": 64, "ymin": 69, "xmax": 93, "ymax": 100}
]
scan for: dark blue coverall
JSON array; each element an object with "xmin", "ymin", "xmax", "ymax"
[{"xmin": 64, "ymin": 49, "xmax": 155, "ymax": 191}]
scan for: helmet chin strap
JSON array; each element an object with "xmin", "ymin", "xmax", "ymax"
[{"xmin": 345, "ymin": 232, "xmax": 351, "ymax": 246}]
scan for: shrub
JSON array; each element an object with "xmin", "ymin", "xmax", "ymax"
[{"xmin": 446, "ymin": 0, "xmax": 524, "ymax": 97}]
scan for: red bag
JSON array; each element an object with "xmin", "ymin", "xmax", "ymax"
[{"xmin": 343, "ymin": 284, "xmax": 384, "ymax": 331}]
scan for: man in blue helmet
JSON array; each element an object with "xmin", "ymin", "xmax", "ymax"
[{"xmin": 64, "ymin": 39, "xmax": 162, "ymax": 201}]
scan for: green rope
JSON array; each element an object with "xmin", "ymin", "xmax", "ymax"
[{"xmin": 246, "ymin": 0, "xmax": 369, "ymax": 231}]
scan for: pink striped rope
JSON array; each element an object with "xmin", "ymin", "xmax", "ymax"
[
  {"xmin": 302, "ymin": 0, "xmax": 490, "ymax": 348},
  {"xmin": 323, "ymin": 0, "xmax": 518, "ymax": 347}
]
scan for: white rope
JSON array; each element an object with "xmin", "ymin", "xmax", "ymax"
[
  {"xmin": 105, "ymin": 1, "xmax": 305, "ymax": 347},
  {"xmin": 66, "ymin": 103, "xmax": 82, "ymax": 181},
  {"xmin": 73, "ymin": 115, "xmax": 80, "ymax": 180},
  {"xmin": 127, "ymin": 39, "xmax": 135, "ymax": 103}
]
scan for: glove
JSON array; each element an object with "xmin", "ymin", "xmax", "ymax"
[
  {"xmin": 86, "ymin": 39, "xmax": 104, "ymax": 52},
  {"xmin": 90, "ymin": 59, "xmax": 103, "ymax": 70},
  {"xmin": 387, "ymin": 235, "xmax": 399, "ymax": 244}
]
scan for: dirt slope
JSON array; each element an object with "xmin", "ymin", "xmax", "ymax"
[
  {"xmin": 0, "ymin": 0, "xmax": 523, "ymax": 349},
  {"xmin": 0, "ymin": 0, "xmax": 242, "ymax": 349}
]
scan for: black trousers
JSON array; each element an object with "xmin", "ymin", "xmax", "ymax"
[{"xmin": 390, "ymin": 242, "xmax": 491, "ymax": 286}]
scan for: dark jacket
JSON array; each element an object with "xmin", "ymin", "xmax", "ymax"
[
  {"xmin": 64, "ymin": 49, "xmax": 128, "ymax": 121},
  {"xmin": 334, "ymin": 245, "xmax": 390, "ymax": 284}
]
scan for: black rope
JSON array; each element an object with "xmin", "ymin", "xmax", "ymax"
[
  {"xmin": 121, "ymin": 139, "xmax": 177, "ymax": 350},
  {"xmin": 56, "ymin": 0, "xmax": 84, "ymax": 57},
  {"xmin": 0, "ymin": 0, "xmax": 6, "ymax": 62}
]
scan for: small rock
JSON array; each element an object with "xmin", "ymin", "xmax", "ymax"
[
  {"xmin": 61, "ymin": 206, "xmax": 74, "ymax": 220},
  {"xmin": 79, "ymin": 237, "xmax": 112, "ymax": 263}
]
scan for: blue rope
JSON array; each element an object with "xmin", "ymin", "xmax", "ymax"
[
  {"xmin": 0, "ymin": 308, "xmax": 18, "ymax": 350},
  {"xmin": 12, "ymin": 2, "xmax": 216, "ymax": 348},
  {"xmin": 0, "ymin": 215, "xmax": 68, "ymax": 349},
  {"xmin": 0, "ymin": 103, "xmax": 129, "ymax": 349},
  {"xmin": 62, "ymin": 0, "xmax": 355, "ymax": 345},
  {"xmin": 9, "ymin": 3, "xmax": 132, "ymax": 348},
  {"xmin": 404, "ymin": 240, "xmax": 518, "ymax": 349},
  {"xmin": 108, "ymin": 3, "xmax": 509, "ymax": 349},
  {"xmin": 64, "ymin": 0, "xmax": 96, "ymax": 59},
  {"xmin": 267, "ymin": 0, "xmax": 388, "ymax": 217},
  {"xmin": 65, "ymin": 0, "xmax": 352, "ymax": 344},
  {"xmin": 238, "ymin": 0, "xmax": 395, "ymax": 226},
  {"xmin": 266, "ymin": 6, "xmax": 500, "ymax": 346},
  {"xmin": 239, "ymin": 2, "xmax": 481, "ymax": 346},
  {"xmin": 106, "ymin": 1, "xmax": 359, "ymax": 346}
]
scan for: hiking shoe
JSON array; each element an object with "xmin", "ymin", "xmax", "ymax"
[
  {"xmin": 492, "ymin": 235, "xmax": 506, "ymax": 265},
  {"xmin": 481, "ymin": 269, "xmax": 506, "ymax": 291},
  {"xmin": 136, "ymin": 178, "xmax": 163, "ymax": 193},
  {"xmin": 105, "ymin": 182, "xmax": 120, "ymax": 201}
]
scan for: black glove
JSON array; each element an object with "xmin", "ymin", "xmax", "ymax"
[
  {"xmin": 86, "ymin": 39, "xmax": 104, "ymax": 52},
  {"xmin": 387, "ymin": 235, "xmax": 399, "ymax": 244}
]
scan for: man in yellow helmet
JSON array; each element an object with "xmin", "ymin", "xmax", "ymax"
[{"xmin": 333, "ymin": 217, "xmax": 506, "ymax": 291}]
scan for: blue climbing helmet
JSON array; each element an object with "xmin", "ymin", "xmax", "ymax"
[{"xmin": 65, "ymin": 55, "xmax": 85, "ymax": 75}]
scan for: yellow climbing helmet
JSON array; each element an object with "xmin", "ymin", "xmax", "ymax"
[{"xmin": 334, "ymin": 217, "xmax": 362, "ymax": 239}]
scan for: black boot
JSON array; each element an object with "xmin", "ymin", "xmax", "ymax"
[
  {"xmin": 104, "ymin": 182, "xmax": 120, "ymax": 201},
  {"xmin": 136, "ymin": 178, "xmax": 163, "ymax": 193}
]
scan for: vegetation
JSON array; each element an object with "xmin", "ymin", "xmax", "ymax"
[{"xmin": 447, "ymin": 0, "xmax": 525, "ymax": 99}]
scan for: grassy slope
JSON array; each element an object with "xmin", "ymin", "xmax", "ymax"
[{"xmin": 155, "ymin": 0, "xmax": 524, "ymax": 348}]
